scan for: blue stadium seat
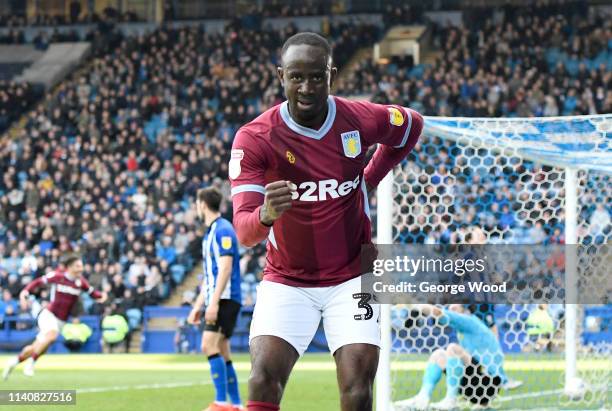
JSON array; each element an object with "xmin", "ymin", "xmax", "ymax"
[
  {"xmin": 81, "ymin": 294, "xmax": 94, "ymax": 313},
  {"xmin": 126, "ymin": 308, "xmax": 143, "ymax": 330},
  {"xmin": 170, "ymin": 264, "xmax": 186, "ymax": 284}
]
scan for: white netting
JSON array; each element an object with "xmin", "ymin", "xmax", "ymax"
[{"xmin": 386, "ymin": 117, "xmax": 611, "ymax": 410}]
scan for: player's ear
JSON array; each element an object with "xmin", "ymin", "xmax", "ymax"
[
  {"xmin": 329, "ymin": 66, "xmax": 338, "ymax": 89},
  {"xmin": 277, "ymin": 66, "xmax": 284, "ymax": 86}
]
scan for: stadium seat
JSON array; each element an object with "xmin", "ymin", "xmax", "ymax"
[
  {"xmin": 170, "ymin": 265, "xmax": 186, "ymax": 285},
  {"xmin": 126, "ymin": 308, "xmax": 143, "ymax": 330}
]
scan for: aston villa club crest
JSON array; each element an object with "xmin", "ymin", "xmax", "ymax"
[{"xmin": 341, "ymin": 131, "xmax": 361, "ymax": 158}]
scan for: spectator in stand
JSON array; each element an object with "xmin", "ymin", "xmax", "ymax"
[
  {"xmin": 157, "ymin": 236, "xmax": 177, "ymax": 266},
  {"xmin": 0, "ymin": 289, "xmax": 18, "ymax": 316}
]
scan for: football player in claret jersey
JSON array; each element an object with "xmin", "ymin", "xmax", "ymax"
[
  {"xmin": 3, "ymin": 255, "xmax": 107, "ymax": 379},
  {"xmin": 229, "ymin": 33, "xmax": 424, "ymax": 411}
]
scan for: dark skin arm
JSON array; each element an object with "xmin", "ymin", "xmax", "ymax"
[{"xmin": 259, "ymin": 180, "xmax": 297, "ymax": 226}]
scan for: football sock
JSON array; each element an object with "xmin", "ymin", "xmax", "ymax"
[
  {"xmin": 246, "ymin": 401, "xmax": 280, "ymax": 410},
  {"xmin": 419, "ymin": 362, "xmax": 443, "ymax": 398},
  {"xmin": 226, "ymin": 360, "xmax": 241, "ymax": 405},
  {"xmin": 31, "ymin": 352, "xmax": 40, "ymax": 361},
  {"xmin": 445, "ymin": 357, "xmax": 463, "ymax": 399},
  {"xmin": 208, "ymin": 354, "xmax": 227, "ymax": 403}
]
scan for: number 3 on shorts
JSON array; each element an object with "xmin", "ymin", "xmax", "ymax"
[{"xmin": 353, "ymin": 293, "xmax": 373, "ymax": 320}]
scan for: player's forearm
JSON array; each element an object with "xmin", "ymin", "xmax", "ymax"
[
  {"xmin": 193, "ymin": 288, "xmax": 206, "ymax": 310},
  {"xmin": 23, "ymin": 277, "xmax": 44, "ymax": 294},
  {"xmin": 231, "ymin": 190, "xmax": 271, "ymax": 246},
  {"xmin": 364, "ymin": 144, "xmax": 413, "ymax": 188},
  {"xmin": 235, "ymin": 206, "xmax": 270, "ymax": 246},
  {"xmin": 364, "ymin": 110, "xmax": 423, "ymax": 188}
]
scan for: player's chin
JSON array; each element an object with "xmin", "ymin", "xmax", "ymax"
[{"xmin": 295, "ymin": 102, "xmax": 324, "ymax": 119}]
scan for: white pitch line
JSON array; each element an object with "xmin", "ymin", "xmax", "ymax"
[
  {"xmin": 499, "ymin": 384, "xmax": 612, "ymax": 403},
  {"xmin": 504, "ymin": 408, "xmax": 560, "ymax": 411},
  {"xmin": 497, "ymin": 388, "xmax": 563, "ymax": 402},
  {"xmin": 78, "ymin": 381, "xmax": 213, "ymax": 394}
]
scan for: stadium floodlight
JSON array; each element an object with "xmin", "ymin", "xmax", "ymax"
[{"xmin": 376, "ymin": 114, "xmax": 612, "ymax": 410}]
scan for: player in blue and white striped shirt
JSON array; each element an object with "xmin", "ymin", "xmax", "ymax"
[{"xmin": 188, "ymin": 187, "xmax": 243, "ymax": 411}]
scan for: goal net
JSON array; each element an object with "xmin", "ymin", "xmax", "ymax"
[{"xmin": 375, "ymin": 114, "xmax": 612, "ymax": 410}]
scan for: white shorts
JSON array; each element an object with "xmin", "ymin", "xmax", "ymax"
[
  {"xmin": 249, "ymin": 276, "xmax": 380, "ymax": 356},
  {"xmin": 36, "ymin": 309, "xmax": 65, "ymax": 340}
]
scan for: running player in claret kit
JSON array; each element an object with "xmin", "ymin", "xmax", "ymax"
[
  {"xmin": 3, "ymin": 255, "xmax": 107, "ymax": 380},
  {"xmin": 229, "ymin": 32, "xmax": 424, "ymax": 411},
  {"xmin": 188, "ymin": 187, "xmax": 244, "ymax": 411}
]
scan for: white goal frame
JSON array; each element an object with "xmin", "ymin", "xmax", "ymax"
[{"xmin": 373, "ymin": 114, "xmax": 609, "ymax": 410}]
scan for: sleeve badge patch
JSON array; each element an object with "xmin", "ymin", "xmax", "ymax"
[
  {"xmin": 221, "ymin": 236, "xmax": 232, "ymax": 250},
  {"xmin": 388, "ymin": 107, "xmax": 405, "ymax": 127},
  {"xmin": 229, "ymin": 149, "xmax": 244, "ymax": 180}
]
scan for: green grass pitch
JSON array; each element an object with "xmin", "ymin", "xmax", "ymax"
[{"xmin": 0, "ymin": 354, "xmax": 608, "ymax": 410}]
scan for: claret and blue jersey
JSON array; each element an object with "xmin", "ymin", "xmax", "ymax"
[{"xmin": 229, "ymin": 95, "xmax": 423, "ymax": 287}]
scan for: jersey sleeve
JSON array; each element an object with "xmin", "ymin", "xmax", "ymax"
[
  {"xmin": 214, "ymin": 225, "xmax": 237, "ymax": 258},
  {"xmin": 229, "ymin": 128, "xmax": 267, "ymax": 196},
  {"xmin": 360, "ymin": 101, "xmax": 420, "ymax": 148},
  {"xmin": 229, "ymin": 128, "xmax": 271, "ymax": 247},
  {"xmin": 80, "ymin": 277, "xmax": 102, "ymax": 299},
  {"xmin": 363, "ymin": 106, "xmax": 424, "ymax": 188},
  {"xmin": 23, "ymin": 274, "xmax": 48, "ymax": 293}
]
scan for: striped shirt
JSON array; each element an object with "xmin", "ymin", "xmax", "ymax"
[{"xmin": 202, "ymin": 217, "xmax": 242, "ymax": 305}]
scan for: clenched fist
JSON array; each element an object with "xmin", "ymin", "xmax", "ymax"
[{"xmin": 260, "ymin": 181, "xmax": 297, "ymax": 226}]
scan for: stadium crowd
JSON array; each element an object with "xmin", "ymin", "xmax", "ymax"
[
  {"xmin": 0, "ymin": 4, "xmax": 140, "ymax": 28},
  {"xmin": 339, "ymin": 2, "xmax": 612, "ymax": 117},
  {"xmin": 0, "ymin": 19, "xmax": 381, "ymax": 330},
  {"xmin": 0, "ymin": 81, "xmax": 38, "ymax": 133},
  {"xmin": 0, "ymin": 1, "xmax": 610, "ymax": 334},
  {"xmin": 339, "ymin": 4, "xmax": 610, "ymax": 252}
]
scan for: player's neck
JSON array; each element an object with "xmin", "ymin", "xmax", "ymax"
[
  {"xmin": 204, "ymin": 212, "xmax": 221, "ymax": 227},
  {"xmin": 289, "ymin": 105, "xmax": 328, "ymax": 130}
]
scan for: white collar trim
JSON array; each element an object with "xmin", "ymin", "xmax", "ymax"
[{"xmin": 279, "ymin": 96, "xmax": 336, "ymax": 140}]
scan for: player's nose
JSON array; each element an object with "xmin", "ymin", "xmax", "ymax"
[{"xmin": 298, "ymin": 79, "xmax": 315, "ymax": 95}]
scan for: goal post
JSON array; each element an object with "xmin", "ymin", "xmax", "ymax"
[
  {"xmin": 375, "ymin": 114, "xmax": 612, "ymax": 410},
  {"xmin": 564, "ymin": 166, "xmax": 578, "ymax": 392},
  {"xmin": 376, "ymin": 171, "xmax": 394, "ymax": 411}
]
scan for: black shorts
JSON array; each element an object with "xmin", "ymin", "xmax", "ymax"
[
  {"xmin": 459, "ymin": 358, "xmax": 503, "ymax": 406},
  {"xmin": 200, "ymin": 299, "xmax": 241, "ymax": 338}
]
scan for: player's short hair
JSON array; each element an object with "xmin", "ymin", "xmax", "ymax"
[
  {"xmin": 197, "ymin": 187, "xmax": 222, "ymax": 212},
  {"xmin": 281, "ymin": 32, "xmax": 332, "ymax": 62},
  {"xmin": 63, "ymin": 254, "xmax": 81, "ymax": 267}
]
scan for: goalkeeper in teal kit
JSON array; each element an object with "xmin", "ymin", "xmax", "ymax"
[{"xmin": 396, "ymin": 304, "xmax": 508, "ymax": 410}]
